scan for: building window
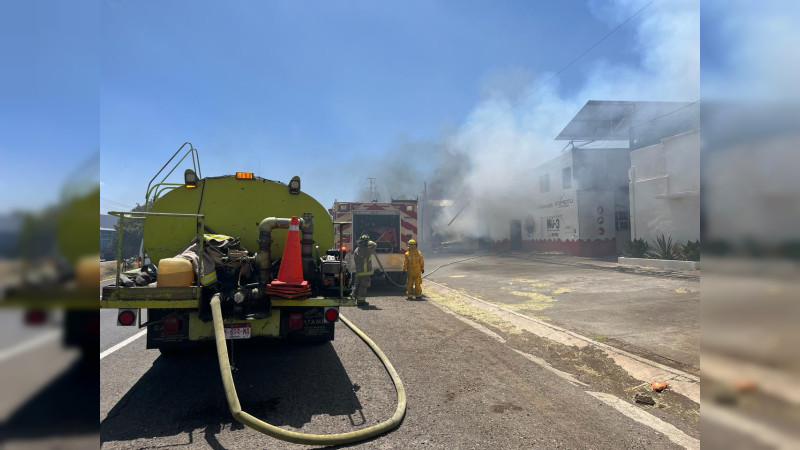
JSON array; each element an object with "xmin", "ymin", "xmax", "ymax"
[
  {"xmin": 540, "ymin": 174, "xmax": 550, "ymax": 193},
  {"xmin": 562, "ymin": 167, "xmax": 572, "ymax": 189},
  {"xmin": 615, "ymin": 211, "xmax": 630, "ymax": 231}
]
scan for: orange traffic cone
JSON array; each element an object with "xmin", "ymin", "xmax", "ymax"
[{"xmin": 271, "ymin": 216, "xmax": 308, "ymax": 287}]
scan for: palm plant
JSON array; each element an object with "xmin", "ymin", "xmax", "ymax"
[
  {"xmin": 646, "ymin": 235, "xmax": 681, "ymax": 260},
  {"xmin": 679, "ymin": 239, "xmax": 701, "ymax": 261},
  {"xmin": 622, "ymin": 238, "xmax": 650, "ymax": 258}
]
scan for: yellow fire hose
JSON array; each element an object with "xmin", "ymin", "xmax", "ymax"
[{"xmin": 210, "ymin": 295, "xmax": 407, "ymax": 445}]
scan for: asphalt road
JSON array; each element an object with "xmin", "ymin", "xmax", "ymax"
[
  {"xmin": 100, "ymin": 259, "xmax": 701, "ymax": 449},
  {"xmin": 101, "ymin": 279, "xmax": 146, "ymax": 354},
  {"xmin": 0, "ymin": 311, "xmax": 99, "ymax": 448},
  {"xmin": 425, "ymin": 252, "xmax": 700, "ymax": 372}
]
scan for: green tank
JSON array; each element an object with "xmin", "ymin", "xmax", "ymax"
[{"xmin": 143, "ymin": 175, "xmax": 334, "ymax": 264}]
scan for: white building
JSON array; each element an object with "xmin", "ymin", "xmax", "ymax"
[
  {"xmin": 629, "ymin": 129, "xmax": 700, "ymax": 244},
  {"xmin": 500, "ymin": 147, "xmax": 630, "ymax": 256},
  {"xmin": 494, "ymin": 100, "xmax": 699, "ymax": 256}
]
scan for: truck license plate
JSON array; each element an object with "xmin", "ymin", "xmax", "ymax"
[{"xmin": 224, "ymin": 324, "xmax": 251, "ymax": 340}]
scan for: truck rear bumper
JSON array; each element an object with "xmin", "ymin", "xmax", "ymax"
[
  {"xmin": 147, "ymin": 305, "xmax": 341, "ymax": 348},
  {"xmin": 100, "ymin": 285, "xmax": 356, "ymax": 309}
]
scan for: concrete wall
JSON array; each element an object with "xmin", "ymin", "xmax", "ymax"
[
  {"xmin": 518, "ymin": 151, "xmax": 578, "ymax": 245},
  {"xmin": 705, "ymin": 132, "xmax": 800, "ymax": 245},
  {"xmin": 629, "ymin": 130, "xmax": 700, "ymax": 245},
  {"xmin": 502, "ymin": 147, "xmax": 630, "ymax": 256}
]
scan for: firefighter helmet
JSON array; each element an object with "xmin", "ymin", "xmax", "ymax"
[
  {"xmin": 408, "ymin": 239, "xmax": 417, "ymax": 246},
  {"xmin": 359, "ymin": 234, "xmax": 370, "ymax": 243}
]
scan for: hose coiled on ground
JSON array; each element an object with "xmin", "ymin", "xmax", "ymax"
[{"xmin": 210, "ymin": 294, "xmax": 406, "ymax": 445}]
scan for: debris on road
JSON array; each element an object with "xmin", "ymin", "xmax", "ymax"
[
  {"xmin": 734, "ymin": 379, "xmax": 757, "ymax": 393},
  {"xmin": 652, "ymin": 381, "xmax": 668, "ymax": 392},
  {"xmin": 635, "ymin": 394, "xmax": 656, "ymax": 405}
]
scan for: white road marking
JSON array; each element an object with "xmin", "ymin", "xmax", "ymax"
[
  {"xmin": 703, "ymin": 403, "xmax": 800, "ymax": 449},
  {"xmin": 100, "ymin": 329, "xmax": 147, "ymax": 360},
  {"xmin": 426, "ymin": 281, "xmax": 700, "ymax": 403},
  {"xmin": 432, "ymin": 299, "xmax": 590, "ymax": 387},
  {"xmin": 587, "ymin": 391, "xmax": 699, "ymax": 450},
  {"xmin": 511, "ymin": 348, "xmax": 590, "ymax": 388},
  {"xmin": 0, "ymin": 330, "xmax": 61, "ymax": 363},
  {"xmin": 426, "ymin": 281, "xmax": 704, "ymax": 445}
]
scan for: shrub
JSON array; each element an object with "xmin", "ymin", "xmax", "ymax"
[
  {"xmin": 622, "ymin": 238, "xmax": 650, "ymax": 258},
  {"xmin": 679, "ymin": 239, "xmax": 701, "ymax": 261},
  {"xmin": 646, "ymin": 235, "xmax": 681, "ymax": 260}
]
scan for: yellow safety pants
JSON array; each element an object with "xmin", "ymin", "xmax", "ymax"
[{"xmin": 406, "ymin": 270, "xmax": 422, "ymax": 296}]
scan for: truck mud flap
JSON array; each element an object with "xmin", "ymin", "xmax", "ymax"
[{"xmin": 146, "ymin": 309, "xmax": 191, "ymax": 349}]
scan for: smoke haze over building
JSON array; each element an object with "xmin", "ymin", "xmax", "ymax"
[{"xmin": 359, "ymin": 0, "xmax": 699, "ymax": 242}]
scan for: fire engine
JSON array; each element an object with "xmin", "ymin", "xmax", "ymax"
[{"xmin": 331, "ymin": 199, "xmax": 418, "ymax": 284}]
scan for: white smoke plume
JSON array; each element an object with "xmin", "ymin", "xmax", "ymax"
[{"xmin": 367, "ymin": 0, "xmax": 699, "ymax": 242}]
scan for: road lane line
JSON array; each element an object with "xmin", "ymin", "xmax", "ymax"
[
  {"xmin": 511, "ymin": 349, "xmax": 590, "ymax": 388},
  {"xmin": 430, "ymin": 280, "xmax": 698, "ymax": 380},
  {"xmin": 587, "ymin": 391, "xmax": 699, "ymax": 450},
  {"xmin": 0, "ymin": 330, "xmax": 61, "ymax": 363},
  {"xmin": 100, "ymin": 329, "xmax": 147, "ymax": 360},
  {"xmin": 425, "ymin": 282, "xmax": 702, "ymax": 441},
  {"xmin": 431, "ymin": 281, "xmax": 701, "ymax": 402},
  {"xmin": 702, "ymin": 402, "xmax": 800, "ymax": 449},
  {"xmin": 433, "ymin": 300, "xmax": 590, "ymax": 388}
]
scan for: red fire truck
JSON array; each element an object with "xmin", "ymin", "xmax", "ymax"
[{"xmin": 331, "ymin": 199, "xmax": 418, "ymax": 284}]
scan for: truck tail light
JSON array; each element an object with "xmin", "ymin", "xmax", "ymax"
[
  {"xmin": 86, "ymin": 314, "xmax": 100, "ymax": 334},
  {"xmin": 25, "ymin": 310, "xmax": 47, "ymax": 325},
  {"xmin": 288, "ymin": 313, "xmax": 303, "ymax": 330},
  {"xmin": 324, "ymin": 307, "xmax": 339, "ymax": 323},
  {"xmin": 163, "ymin": 315, "xmax": 180, "ymax": 335},
  {"xmin": 117, "ymin": 309, "xmax": 136, "ymax": 326}
]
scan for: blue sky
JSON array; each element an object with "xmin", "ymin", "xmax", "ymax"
[
  {"xmin": 1, "ymin": 0, "xmax": 651, "ymax": 214},
  {"xmin": 0, "ymin": 0, "xmax": 98, "ymax": 214}
]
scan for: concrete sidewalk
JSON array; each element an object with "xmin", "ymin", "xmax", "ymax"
[
  {"xmin": 424, "ymin": 280, "xmax": 700, "ymax": 404},
  {"xmin": 506, "ymin": 251, "xmax": 700, "ymax": 280}
]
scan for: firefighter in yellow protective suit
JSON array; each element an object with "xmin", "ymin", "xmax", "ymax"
[{"xmin": 402, "ymin": 239, "xmax": 424, "ymax": 299}]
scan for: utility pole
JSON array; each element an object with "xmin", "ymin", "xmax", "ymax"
[
  {"xmin": 367, "ymin": 177, "xmax": 378, "ymax": 202},
  {"xmin": 422, "ymin": 181, "xmax": 426, "ymax": 250}
]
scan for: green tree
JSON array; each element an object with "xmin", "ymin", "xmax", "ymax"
[{"xmin": 107, "ymin": 203, "xmax": 150, "ymax": 260}]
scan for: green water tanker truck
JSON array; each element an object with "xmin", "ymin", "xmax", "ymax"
[{"xmin": 100, "ymin": 143, "xmax": 355, "ymax": 353}]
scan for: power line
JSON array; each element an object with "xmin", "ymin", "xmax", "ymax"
[
  {"xmin": 101, "ymin": 197, "xmax": 135, "ymax": 210},
  {"xmin": 101, "ymin": 199, "xmax": 132, "ymax": 208},
  {"xmin": 498, "ymin": 0, "xmax": 658, "ymax": 121},
  {"xmin": 632, "ymin": 100, "xmax": 700, "ymax": 127}
]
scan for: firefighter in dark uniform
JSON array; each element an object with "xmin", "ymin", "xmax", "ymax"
[{"xmin": 352, "ymin": 234, "xmax": 377, "ymax": 306}]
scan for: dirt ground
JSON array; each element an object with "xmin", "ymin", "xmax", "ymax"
[
  {"xmin": 100, "ymin": 261, "xmax": 117, "ymax": 281},
  {"xmin": 421, "ymin": 283, "xmax": 700, "ymax": 441}
]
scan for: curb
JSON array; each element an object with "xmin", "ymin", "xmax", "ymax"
[
  {"xmin": 502, "ymin": 253, "xmax": 699, "ymax": 280},
  {"xmin": 618, "ymin": 257, "xmax": 699, "ymax": 271},
  {"xmin": 425, "ymin": 280, "xmax": 700, "ymax": 403}
]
